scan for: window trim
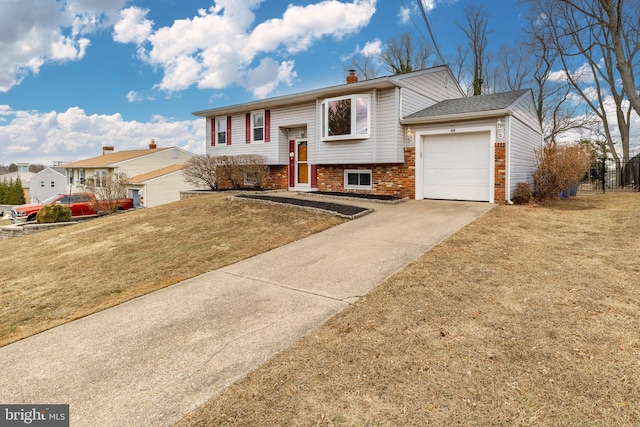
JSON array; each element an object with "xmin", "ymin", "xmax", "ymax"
[
  {"xmin": 250, "ymin": 110, "xmax": 265, "ymax": 144},
  {"xmin": 344, "ymin": 169, "xmax": 372, "ymax": 191},
  {"xmin": 216, "ymin": 116, "xmax": 228, "ymax": 146},
  {"xmin": 321, "ymin": 94, "xmax": 371, "ymax": 141}
]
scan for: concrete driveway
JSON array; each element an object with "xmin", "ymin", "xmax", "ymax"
[{"xmin": 0, "ymin": 198, "xmax": 493, "ymax": 426}]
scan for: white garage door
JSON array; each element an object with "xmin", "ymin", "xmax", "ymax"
[{"xmin": 422, "ymin": 131, "xmax": 491, "ymax": 202}]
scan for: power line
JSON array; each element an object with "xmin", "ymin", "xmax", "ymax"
[{"xmin": 414, "ymin": 0, "xmax": 445, "ymax": 64}]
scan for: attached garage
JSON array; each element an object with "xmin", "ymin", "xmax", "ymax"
[
  {"xmin": 404, "ymin": 89, "xmax": 543, "ymax": 204},
  {"xmin": 421, "ymin": 131, "xmax": 491, "ymax": 202}
]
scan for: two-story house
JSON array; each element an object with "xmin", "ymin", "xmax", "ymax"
[
  {"xmin": 62, "ymin": 141, "xmax": 199, "ymax": 207},
  {"xmin": 193, "ymin": 66, "xmax": 543, "ymax": 203}
]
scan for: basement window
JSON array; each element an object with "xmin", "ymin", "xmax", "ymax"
[{"xmin": 344, "ymin": 169, "xmax": 372, "ymax": 190}]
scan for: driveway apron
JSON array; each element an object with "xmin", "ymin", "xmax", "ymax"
[{"xmin": 0, "ymin": 199, "xmax": 493, "ymax": 426}]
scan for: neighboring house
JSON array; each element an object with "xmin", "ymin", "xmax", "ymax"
[
  {"xmin": 29, "ymin": 167, "xmax": 67, "ymax": 203},
  {"xmin": 193, "ymin": 66, "xmax": 543, "ymax": 203},
  {"xmin": 0, "ymin": 171, "xmax": 35, "ymax": 202},
  {"xmin": 127, "ymin": 164, "xmax": 200, "ymax": 208},
  {"xmin": 62, "ymin": 141, "xmax": 197, "ymax": 207}
]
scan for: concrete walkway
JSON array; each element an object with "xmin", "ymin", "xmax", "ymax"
[{"xmin": 0, "ymin": 198, "xmax": 493, "ymax": 426}]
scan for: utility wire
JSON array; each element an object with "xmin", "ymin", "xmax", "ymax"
[{"xmin": 415, "ymin": 0, "xmax": 445, "ymax": 64}]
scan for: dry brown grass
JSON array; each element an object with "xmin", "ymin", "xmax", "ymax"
[
  {"xmin": 178, "ymin": 192, "xmax": 640, "ymax": 427},
  {"xmin": 0, "ymin": 194, "xmax": 344, "ymax": 347}
]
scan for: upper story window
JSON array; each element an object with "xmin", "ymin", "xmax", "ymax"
[
  {"xmin": 216, "ymin": 116, "xmax": 227, "ymax": 145},
  {"xmin": 321, "ymin": 95, "xmax": 370, "ymax": 141},
  {"xmin": 252, "ymin": 111, "xmax": 264, "ymax": 142}
]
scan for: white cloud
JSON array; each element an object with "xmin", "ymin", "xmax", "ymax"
[
  {"xmin": 0, "ymin": 106, "xmax": 204, "ymax": 165},
  {"xmin": 112, "ymin": 6, "xmax": 153, "ymax": 44},
  {"xmin": 398, "ymin": 6, "xmax": 411, "ymax": 24},
  {"xmin": 116, "ymin": 0, "xmax": 376, "ymax": 97},
  {"xmin": 245, "ymin": 59, "xmax": 297, "ymax": 99},
  {"xmin": 360, "ymin": 39, "xmax": 383, "ymax": 56},
  {"xmin": 0, "ymin": 0, "xmax": 126, "ymax": 92}
]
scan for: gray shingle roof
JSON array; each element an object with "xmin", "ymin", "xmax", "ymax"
[{"xmin": 405, "ymin": 89, "xmax": 529, "ymax": 120}]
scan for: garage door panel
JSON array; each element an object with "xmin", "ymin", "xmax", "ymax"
[{"xmin": 422, "ymin": 132, "xmax": 491, "ymax": 202}]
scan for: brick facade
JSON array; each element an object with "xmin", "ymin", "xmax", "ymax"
[
  {"xmin": 316, "ymin": 147, "xmax": 416, "ymax": 199},
  {"xmin": 216, "ymin": 165, "xmax": 288, "ymax": 190},
  {"xmin": 494, "ymin": 142, "xmax": 506, "ymax": 204},
  {"xmin": 214, "ymin": 144, "xmax": 507, "ymax": 204}
]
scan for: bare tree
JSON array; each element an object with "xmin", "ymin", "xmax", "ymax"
[
  {"xmin": 379, "ymin": 32, "xmax": 433, "ymax": 75},
  {"xmin": 557, "ymin": 0, "xmax": 640, "ymax": 117},
  {"xmin": 85, "ymin": 171, "xmax": 129, "ymax": 213},
  {"xmin": 182, "ymin": 155, "xmax": 218, "ymax": 190},
  {"xmin": 521, "ymin": 18, "xmax": 598, "ymax": 144},
  {"xmin": 456, "ymin": 5, "xmax": 492, "ymax": 95},
  {"xmin": 345, "ymin": 53, "xmax": 380, "ymax": 81},
  {"xmin": 526, "ymin": 0, "xmax": 637, "ymax": 160}
]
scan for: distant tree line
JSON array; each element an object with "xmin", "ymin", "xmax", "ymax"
[{"xmin": 0, "ymin": 177, "xmax": 26, "ymax": 205}]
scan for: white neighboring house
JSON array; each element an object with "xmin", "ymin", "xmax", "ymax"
[
  {"xmin": 127, "ymin": 164, "xmax": 201, "ymax": 208},
  {"xmin": 29, "ymin": 167, "xmax": 67, "ymax": 203},
  {"xmin": 62, "ymin": 142, "xmax": 197, "ymax": 208}
]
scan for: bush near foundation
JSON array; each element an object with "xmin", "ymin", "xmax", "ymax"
[
  {"xmin": 533, "ymin": 144, "xmax": 591, "ymax": 203},
  {"xmin": 36, "ymin": 204, "xmax": 72, "ymax": 224},
  {"xmin": 512, "ymin": 182, "xmax": 533, "ymax": 205}
]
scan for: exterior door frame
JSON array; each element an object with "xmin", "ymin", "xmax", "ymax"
[{"xmin": 295, "ymin": 139, "xmax": 310, "ymax": 189}]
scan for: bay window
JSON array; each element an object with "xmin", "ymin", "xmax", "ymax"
[{"xmin": 321, "ymin": 95, "xmax": 370, "ymax": 140}]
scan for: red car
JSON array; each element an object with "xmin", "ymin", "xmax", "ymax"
[{"xmin": 10, "ymin": 192, "xmax": 133, "ymax": 224}]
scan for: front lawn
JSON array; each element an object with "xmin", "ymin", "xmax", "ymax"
[
  {"xmin": 178, "ymin": 192, "xmax": 640, "ymax": 426},
  {"xmin": 0, "ymin": 194, "xmax": 344, "ymax": 347}
]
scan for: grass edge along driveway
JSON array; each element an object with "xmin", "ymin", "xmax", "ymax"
[
  {"xmin": 0, "ymin": 194, "xmax": 345, "ymax": 347},
  {"xmin": 178, "ymin": 192, "xmax": 640, "ymax": 427}
]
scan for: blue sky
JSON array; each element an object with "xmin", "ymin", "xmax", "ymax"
[{"xmin": 0, "ymin": 0, "xmax": 532, "ymax": 165}]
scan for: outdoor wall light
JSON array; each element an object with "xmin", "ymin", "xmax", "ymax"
[{"xmin": 496, "ymin": 119, "xmax": 505, "ymax": 140}]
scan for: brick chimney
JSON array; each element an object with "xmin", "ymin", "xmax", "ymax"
[
  {"xmin": 102, "ymin": 146, "xmax": 114, "ymax": 155},
  {"xmin": 346, "ymin": 69, "xmax": 358, "ymax": 84},
  {"xmin": 149, "ymin": 139, "xmax": 157, "ymax": 149}
]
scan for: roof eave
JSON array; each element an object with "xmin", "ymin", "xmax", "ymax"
[
  {"xmin": 192, "ymin": 77, "xmax": 402, "ymax": 117},
  {"xmin": 401, "ymin": 108, "xmax": 512, "ymax": 125}
]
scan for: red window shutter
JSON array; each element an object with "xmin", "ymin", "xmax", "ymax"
[
  {"xmin": 288, "ymin": 140, "xmax": 295, "ymax": 187},
  {"xmin": 211, "ymin": 118, "xmax": 216, "ymax": 146},
  {"xmin": 227, "ymin": 115, "xmax": 232, "ymax": 145},
  {"xmin": 246, "ymin": 113, "xmax": 251, "ymax": 144},
  {"xmin": 265, "ymin": 110, "xmax": 271, "ymax": 142}
]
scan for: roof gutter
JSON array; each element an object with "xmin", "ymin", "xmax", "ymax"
[
  {"xmin": 400, "ymin": 108, "xmax": 513, "ymax": 125},
  {"xmin": 192, "ymin": 77, "xmax": 403, "ymax": 117}
]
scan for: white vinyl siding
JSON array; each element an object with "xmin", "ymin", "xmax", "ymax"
[
  {"xmin": 509, "ymin": 116, "xmax": 542, "ymax": 198},
  {"xmin": 138, "ymin": 172, "xmax": 201, "ymax": 208},
  {"xmin": 398, "ymin": 68, "xmax": 465, "ymax": 103},
  {"xmin": 275, "ymin": 103, "xmax": 316, "ymax": 164},
  {"xmin": 111, "ymin": 148, "xmax": 195, "ymax": 178},
  {"xmin": 317, "ymin": 88, "xmax": 402, "ymax": 164},
  {"xmin": 401, "ymin": 88, "xmax": 435, "ymax": 117}
]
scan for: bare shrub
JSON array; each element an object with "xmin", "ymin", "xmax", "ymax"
[
  {"xmin": 512, "ymin": 182, "xmax": 533, "ymax": 205},
  {"xmin": 241, "ymin": 155, "xmax": 270, "ymax": 189},
  {"xmin": 182, "ymin": 155, "xmax": 219, "ymax": 190},
  {"xmin": 85, "ymin": 171, "xmax": 130, "ymax": 213},
  {"xmin": 217, "ymin": 155, "xmax": 269, "ymax": 190},
  {"xmin": 533, "ymin": 144, "xmax": 591, "ymax": 203}
]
